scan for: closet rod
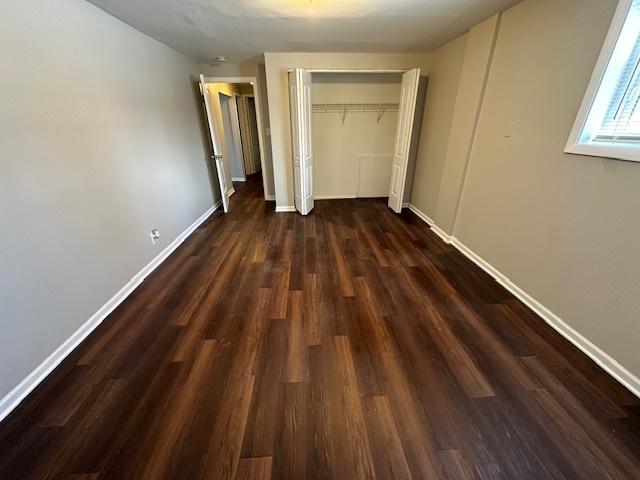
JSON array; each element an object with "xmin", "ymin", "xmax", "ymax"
[{"xmin": 311, "ymin": 103, "xmax": 399, "ymax": 112}]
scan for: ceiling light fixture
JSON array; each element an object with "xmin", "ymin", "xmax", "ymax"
[{"xmin": 251, "ymin": 0, "xmax": 368, "ymax": 18}]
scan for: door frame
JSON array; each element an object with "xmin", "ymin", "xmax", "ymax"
[
  {"xmin": 202, "ymin": 76, "xmax": 269, "ymax": 200},
  {"xmin": 286, "ymin": 67, "xmax": 420, "ymax": 212}
]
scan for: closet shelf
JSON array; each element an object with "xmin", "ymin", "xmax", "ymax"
[{"xmin": 312, "ymin": 103, "xmax": 399, "ymax": 124}]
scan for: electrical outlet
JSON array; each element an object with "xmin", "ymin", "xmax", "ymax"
[{"xmin": 150, "ymin": 229, "xmax": 160, "ymax": 245}]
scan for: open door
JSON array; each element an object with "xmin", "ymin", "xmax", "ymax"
[
  {"xmin": 199, "ymin": 74, "xmax": 230, "ymax": 213},
  {"xmin": 288, "ymin": 68, "xmax": 314, "ymax": 215},
  {"xmin": 388, "ymin": 68, "xmax": 421, "ymax": 213}
]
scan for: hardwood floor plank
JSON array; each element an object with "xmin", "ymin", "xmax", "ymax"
[
  {"xmin": 284, "ymin": 290, "xmax": 306, "ymax": 383},
  {"xmin": 363, "ymin": 395, "xmax": 412, "ymax": 480},
  {"xmin": 201, "ymin": 375, "xmax": 256, "ymax": 480},
  {"xmin": 272, "ymin": 382, "xmax": 307, "ymax": 480},
  {"xmin": 420, "ymin": 294, "xmax": 495, "ymax": 399},
  {"xmin": 234, "ymin": 456, "xmax": 272, "ymax": 480},
  {"xmin": 379, "ymin": 348, "xmax": 441, "ymax": 478},
  {"xmin": 139, "ymin": 340, "xmax": 218, "ymax": 480},
  {"xmin": 241, "ymin": 318, "xmax": 288, "ymax": 458},
  {"xmin": 0, "ymin": 175, "xmax": 638, "ymax": 479},
  {"xmin": 308, "ymin": 336, "xmax": 377, "ymax": 479},
  {"xmin": 437, "ymin": 449, "xmax": 479, "ymax": 480}
]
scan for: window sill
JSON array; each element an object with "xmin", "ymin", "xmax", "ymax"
[{"xmin": 564, "ymin": 142, "xmax": 640, "ymax": 163}]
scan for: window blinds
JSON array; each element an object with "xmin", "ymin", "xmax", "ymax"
[{"xmin": 594, "ymin": 0, "xmax": 640, "ymax": 143}]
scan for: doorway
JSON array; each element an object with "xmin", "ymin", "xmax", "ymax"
[
  {"xmin": 199, "ymin": 75, "xmax": 269, "ymax": 213},
  {"xmin": 237, "ymin": 95, "xmax": 262, "ymax": 177},
  {"xmin": 219, "ymin": 93, "xmax": 246, "ymax": 183},
  {"xmin": 288, "ymin": 68, "xmax": 425, "ymax": 215}
]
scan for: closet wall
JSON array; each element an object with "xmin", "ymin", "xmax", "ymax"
[{"xmin": 312, "ymin": 73, "xmax": 402, "ymax": 198}]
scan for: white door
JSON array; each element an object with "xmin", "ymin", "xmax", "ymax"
[
  {"xmin": 199, "ymin": 74, "xmax": 230, "ymax": 213},
  {"xmin": 288, "ymin": 69, "xmax": 314, "ymax": 215},
  {"xmin": 388, "ymin": 68, "xmax": 421, "ymax": 213}
]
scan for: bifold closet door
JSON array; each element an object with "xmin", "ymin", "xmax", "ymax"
[
  {"xmin": 199, "ymin": 74, "xmax": 230, "ymax": 213},
  {"xmin": 388, "ymin": 68, "xmax": 420, "ymax": 213},
  {"xmin": 289, "ymin": 68, "xmax": 314, "ymax": 215}
]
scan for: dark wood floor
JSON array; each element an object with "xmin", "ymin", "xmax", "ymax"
[{"xmin": 1, "ymin": 174, "xmax": 639, "ymax": 479}]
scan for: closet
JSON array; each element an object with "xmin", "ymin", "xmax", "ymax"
[{"xmin": 289, "ymin": 68, "xmax": 424, "ymax": 215}]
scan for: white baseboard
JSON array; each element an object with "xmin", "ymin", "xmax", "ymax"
[
  {"xmin": 228, "ymin": 188, "xmax": 236, "ymax": 197},
  {"xmin": 232, "ymin": 177, "xmax": 246, "ymax": 182},
  {"xmin": 408, "ymin": 203, "xmax": 640, "ymax": 398},
  {"xmin": 0, "ymin": 200, "xmax": 222, "ymax": 423},
  {"xmin": 265, "ymin": 195, "xmax": 276, "ymax": 201},
  {"xmin": 275, "ymin": 205, "xmax": 296, "ymax": 213},
  {"xmin": 431, "ymin": 225, "xmax": 452, "ymax": 244},
  {"xmin": 408, "ymin": 203, "xmax": 435, "ymax": 226},
  {"xmin": 408, "ymin": 203, "xmax": 450, "ymax": 243}
]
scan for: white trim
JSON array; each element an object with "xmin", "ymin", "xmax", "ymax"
[
  {"xmin": 402, "ymin": 202, "xmax": 410, "ymax": 208},
  {"xmin": 431, "ymin": 226, "xmax": 452, "ymax": 244},
  {"xmin": 201, "ymin": 76, "xmax": 256, "ymax": 84},
  {"xmin": 564, "ymin": 142, "xmax": 640, "ymax": 163},
  {"xmin": 228, "ymin": 187, "xmax": 236, "ymax": 197},
  {"xmin": 265, "ymin": 194, "xmax": 276, "ymax": 201},
  {"xmin": 407, "ymin": 203, "xmax": 451, "ymax": 243},
  {"xmin": 407, "ymin": 204, "xmax": 640, "ymax": 399},
  {"xmin": 232, "ymin": 177, "xmax": 246, "ymax": 182},
  {"xmin": 315, "ymin": 194, "xmax": 357, "ymax": 200},
  {"xmin": 565, "ymin": 0, "xmax": 640, "ymax": 163},
  {"xmin": 275, "ymin": 205, "xmax": 296, "ymax": 212},
  {"xmin": 408, "ymin": 203, "xmax": 435, "ymax": 225},
  {"xmin": 0, "ymin": 200, "xmax": 222, "ymax": 423}
]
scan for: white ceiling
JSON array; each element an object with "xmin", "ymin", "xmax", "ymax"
[{"xmin": 87, "ymin": 0, "xmax": 521, "ymax": 63}]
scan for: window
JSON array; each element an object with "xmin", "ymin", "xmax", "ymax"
[{"xmin": 566, "ymin": 0, "xmax": 640, "ymax": 162}]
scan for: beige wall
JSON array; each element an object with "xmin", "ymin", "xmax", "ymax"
[
  {"xmin": 237, "ymin": 85, "xmax": 254, "ymax": 96},
  {"xmin": 200, "ymin": 61, "xmax": 261, "ymax": 78},
  {"xmin": 263, "ymin": 52, "xmax": 430, "ymax": 208},
  {"xmin": 0, "ymin": 0, "xmax": 215, "ymax": 400},
  {"xmin": 410, "ymin": 0, "xmax": 640, "ymax": 386},
  {"xmin": 257, "ymin": 63, "xmax": 275, "ymax": 199},
  {"xmin": 411, "ymin": 34, "xmax": 468, "ymax": 218},
  {"xmin": 435, "ymin": 15, "xmax": 499, "ymax": 232},
  {"xmin": 312, "ymin": 75, "xmax": 401, "ymax": 198}
]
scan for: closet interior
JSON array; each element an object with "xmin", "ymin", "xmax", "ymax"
[{"xmin": 311, "ymin": 72, "xmax": 418, "ymax": 200}]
